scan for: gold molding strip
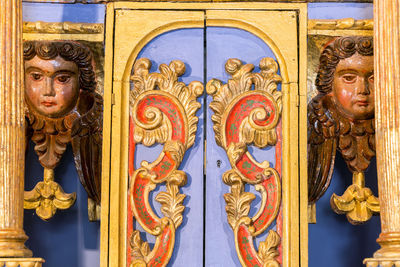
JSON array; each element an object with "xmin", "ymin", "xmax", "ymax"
[
  {"xmin": 22, "ymin": 22, "xmax": 104, "ymax": 42},
  {"xmin": 308, "ymin": 18, "xmax": 373, "ymax": 36},
  {"xmin": 23, "ymin": 21, "xmax": 103, "ymax": 34}
]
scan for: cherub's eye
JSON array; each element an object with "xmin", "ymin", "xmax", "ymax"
[
  {"xmin": 30, "ymin": 73, "xmax": 43, "ymax": 81},
  {"xmin": 56, "ymin": 75, "xmax": 71, "ymax": 83},
  {"xmin": 342, "ymin": 74, "xmax": 357, "ymax": 83},
  {"xmin": 368, "ymin": 75, "xmax": 374, "ymax": 83}
]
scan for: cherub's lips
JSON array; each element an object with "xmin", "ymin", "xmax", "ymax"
[
  {"xmin": 41, "ymin": 101, "xmax": 57, "ymax": 107},
  {"xmin": 356, "ymin": 100, "xmax": 369, "ymax": 106}
]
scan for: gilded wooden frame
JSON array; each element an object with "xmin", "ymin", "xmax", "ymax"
[{"xmin": 102, "ymin": 2, "xmax": 307, "ymax": 267}]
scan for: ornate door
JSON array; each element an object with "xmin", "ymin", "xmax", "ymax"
[{"xmin": 103, "ymin": 2, "xmax": 307, "ymax": 266}]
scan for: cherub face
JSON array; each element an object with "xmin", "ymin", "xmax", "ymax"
[
  {"xmin": 25, "ymin": 56, "xmax": 79, "ymax": 118},
  {"xmin": 331, "ymin": 53, "xmax": 374, "ymax": 120}
]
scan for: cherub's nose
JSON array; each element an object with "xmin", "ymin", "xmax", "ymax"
[
  {"xmin": 42, "ymin": 77, "xmax": 55, "ymax": 96},
  {"xmin": 356, "ymin": 78, "xmax": 370, "ymax": 95}
]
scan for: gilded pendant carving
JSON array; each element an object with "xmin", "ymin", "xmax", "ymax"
[
  {"xmin": 308, "ymin": 36, "xmax": 379, "ymax": 224},
  {"xmin": 207, "ymin": 58, "xmax": 282, "ymax": 266},
  {"xmin": 331, "ymin": 172, "xmax": 379, "ymax": 224},
  {"xmin": 128, "ymin": 58, "xmax": 203, "ymax": 267},
  {"xmin": 24, "ymin": 168, "xmax": 76, "ymax": 220}
]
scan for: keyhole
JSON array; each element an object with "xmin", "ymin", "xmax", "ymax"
[{"xmin": 216, "ymin": 160, "xmax": 222, "ymax": 168}]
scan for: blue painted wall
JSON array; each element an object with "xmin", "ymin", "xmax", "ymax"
[
  {"xmin": 23, "ymin": 3, "xmax": 105, "ymax": 23},
  {"xmin": 23, "ymin": 3, "xmax": 105, "ymax": 267},
  {"xmin": 307, "ymin": 3, "xmax": 380, "ymax": 267}
]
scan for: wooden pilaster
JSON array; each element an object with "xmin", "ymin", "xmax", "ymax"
[
  {"xmin": 0, "ymin": 0, "xmax": 43, "ymax": 265},
  {"xmin": 365, "ymin": 0, "xmax": 400, "ymax": 266}
]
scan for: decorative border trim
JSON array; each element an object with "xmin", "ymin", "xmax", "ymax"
[
  {"xmin": 23, "ymin": 22, "xmax": 104, "ymax": 42},
  {"xmin": 308, "ymin": 18, "xmax": 373, "ymax": 36},
  {"xmin": 23, "ymin": 21, "xmax": 103, "ymax": 34}
]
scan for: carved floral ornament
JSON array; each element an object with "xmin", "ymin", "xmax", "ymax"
[
  {"xmin": 308, "ymin": 36, "xmax": 379, "ymax": 225},
  {"xmin": 127, "ymin": 58, "xmax": 203, "ymax": 267},
  {"xmin": 207, "ymin": 57, "xmax": 283, "ymax": 267},
  {"xmin": 127, "ymin": 56, "xmax": 282, "ymax": 266},
  {"xmin": 23, "ymin": 41, "xmax": 103, "ymax": 221}
]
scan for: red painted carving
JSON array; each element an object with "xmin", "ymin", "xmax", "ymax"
[
  {"xmin": 207, "ymin": 57, "xmax": 282, "ymax": 266},
  {"xmin": 127, "ymin": 58, "xmax": 203, "ymax": 267}
]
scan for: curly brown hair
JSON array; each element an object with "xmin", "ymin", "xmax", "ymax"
[
  {"xmin": 315, "ymin": 36, "xmax": 373, "ymax": 94},
  {"xmin": 23, "ymin": 41, "xmax": 96, "ymax": 92}
]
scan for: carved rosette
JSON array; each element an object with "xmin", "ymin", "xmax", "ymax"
[
  {"xmin": 127, "ymin": 58, "xmax": 203, "ymax": 267},
  {"xmin": 207, "ymin": 58, "xmax": 282, "ymax": 267}
]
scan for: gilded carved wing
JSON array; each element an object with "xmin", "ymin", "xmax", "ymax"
[
  {"xmin": 308, "ymin": 94, "xmax": 337, "ymax": 204},
  {"xmin": 71, "ymin": 91, "xmax": 103, "ymax": 207}
]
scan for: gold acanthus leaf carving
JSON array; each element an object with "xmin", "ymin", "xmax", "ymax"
[
  {"xmin": 207, "ymin": 57, "xmax": 282, "ymax": 149},
  {"xmin": 130, "ymin": 230, "xmax": 150, "ymax": 262},
  {"xmin": 223, "ymin": 170, "xmax": 255, "ymax": 229},
  {"xmin": 258, "ymin": 230, "xmax": 281, "ymax": 267},
  {"xmin": 130, "ymin": 58, "xmax": 203, "ymax": 148},
  {"xmin": 155, "ymin": 178, "xmax": 186, "ymax": 228}
]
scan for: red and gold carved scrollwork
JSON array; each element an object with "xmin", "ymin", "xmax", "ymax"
[
  {"xmin": 128, "ymin": 58, "xmax": 203, "ymax": 267},
  {"xmin": 207, "ymin": 58, "xmax": 282, "ymax": 267}
]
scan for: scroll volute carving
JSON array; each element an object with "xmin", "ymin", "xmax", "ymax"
[
  {"xmin": 23, "ymin": 41, "xmax": 103, "ymax": 221},
  {"xmin": 207, "ymin": 58, "xmax": 282, "ymax": 267},
  {"xmin": 308, "ymin": 36, "xmax": 379, "ymax": 225},
  {"xmin": 127, "ymin": 58, "xmax": 203, "ymax": 267}
]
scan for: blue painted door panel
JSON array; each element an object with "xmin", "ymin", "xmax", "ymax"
[
  {"xmin": 135, "ymin": 28, "xmax": 205, "ymax": 267},
  {"xmin": 205, "ymin": 27, "xmax": 278, "ymax": 267}
]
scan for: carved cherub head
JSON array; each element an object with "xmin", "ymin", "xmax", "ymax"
[
  {"xmin": 23, "ymin": 41, "xmax": 96, "ymax": 118},
  {"xmin": 316, "ymin": 36, "xmax": 374, "ymax": 120},
  {"xmin": 23, "ymin": 41, "xmax": 102, "ymax": 221},
  {"xmin": 308, "ymin": 36, "xmax": 378, "ymax": 224}
]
